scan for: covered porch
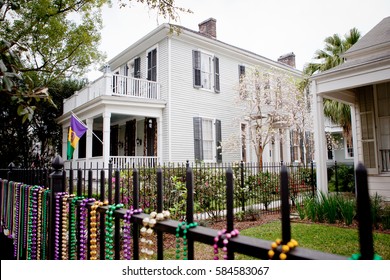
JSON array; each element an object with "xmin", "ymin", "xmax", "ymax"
[
  {"xmin": 58, "ymin": 72, "xmax": 165, "ymax": 169},
  {"xmin": 311, "ymin": 16, "xmax": 390, "ymax": 200}
]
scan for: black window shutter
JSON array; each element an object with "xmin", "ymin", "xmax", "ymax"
[
  {"xmin": 147, "ymin": 49, "xmax": 157, "ymax": 81},
  {"xmin": 215, "ymin": 119, "xmax": 222, "ymax": 162},
  {"xmin": 193, "ymin": 117, "xmax": 203, "ymax": 161},
  {"xmin": 193, "ymin": 50, "xmax": 201, "ymax": 88},
  {"xmin": 214, "ymin": 56, "xmax": 220, "ymax": 93},
  {"xmin": 239, "ymin": 65, "xmax": 245, "ymax": 80},
  {"xmin": 134, "ymin": 57, "xmax": 141, "ymax": 78}
]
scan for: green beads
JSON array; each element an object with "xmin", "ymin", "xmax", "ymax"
[
  {"xmin": 104, "ymin": 203, "xmax": 123, "ymax": 260},
  {"xmin": 175, "ymin": 221, "xmax": 198, "ymax": 260}
]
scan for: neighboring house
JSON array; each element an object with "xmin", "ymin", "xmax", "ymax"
[
  {"xmin": 324, "ymin": 117, "xmax": 354, "ymax": 165},
  {"xmin": 311, "ymin": 16, "xmax": 390, "ymax": 201},
  {"xmin": 57, "ymin": 18, "xmax": 306, "ymax": 169}
]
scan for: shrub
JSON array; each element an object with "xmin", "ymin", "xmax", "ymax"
[
  {"xmin": 381, "ymin": 204, "xmax": 390, "ymax": 230},
  {"xmin": 328, "ymin": 163, "xmax": 355, "ymax": 193},
  {"xmin": 338, "ymin": 197, "xmax": 355, "ymax": 225}
]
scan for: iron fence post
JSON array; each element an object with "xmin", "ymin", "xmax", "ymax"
[
  {"xmin": 240, "ymin": 161, "xmax": 245, "ymax": 212},
  {"xmin": 226, "ymin": 167, "xmax": 235, "ymax": 260},
  {"xmin": 280, "ymin": 165, "xmax": 291, "ymax": 244},
  {"xmin": 114, "ymin": 168, "xmax": 121, "ymax": 260},
  {"xmin": 311, "ymin": 160, "xmax": 315, "ymax": 198},
  {"xmin": 108, "ymin": 160, "xmax": 113, "ymax": 204},
  {"xmin": 48, "ymin": 155, "xmax": 65, "ymax": 260},
  {"xmin": 157, "ymin": 168, "xmax": 164, "ymax": 260},
  {"xmin": 186, "ymin": 167, "xmax": 195, "ymax": 260},
  {"xmin": 99, "ymin": 168, "xmax": 106, "ymax": 260},
  {"xmin": 7, "ymin": 162, "xmax": 15, "ymax": 181},
  {"xmin": 69, "ymin": 162, "xmax": 74, "ymax": 194},
  {"xmin": 355, "ymin": 163, "xmax": 374, "ymax": 260},
  {"xmin": 132, "ymin": 168, "xmax": 140, "ymax": 260},
  {"xmin": 335, "ymin": 161, "xmax": 339, "ymax": 193}
]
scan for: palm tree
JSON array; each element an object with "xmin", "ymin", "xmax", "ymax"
[{"xmin": 303, "ymin": 28, "xmax": 361, "ymax": 144}]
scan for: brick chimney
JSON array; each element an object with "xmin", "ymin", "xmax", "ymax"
[
  {"xmin": 198, "ymin": 18, "xmax": 217, "ymax": 39},
  {"xmin": 277, "ymin": 52, "xmax": 296, "ymax": 68}
]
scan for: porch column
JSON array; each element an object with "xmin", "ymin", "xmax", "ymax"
[
  {"xmin": 157, "ymin": 116, "xmax": 163, "ymax": 164},
  {"xmin": 103, "ymin": 112, "xmax": 111, "ymax": 167},
  {"xmin": 86, "ymin": 118, "xmax": 94, "ymax": 159},
  {"xmin": 312, "ymin": 82, "xmax": 328, "ymax": 195},
  {"xmin": 62, "ymin": 127, "xmax": 68, "ymax": 160}
]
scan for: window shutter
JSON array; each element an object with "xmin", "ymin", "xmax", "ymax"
[
  {"xmin": 215, "ymin": 119, "xmax": 222, "ymax": 162},
  {"xmin": 147, "ymin": 49, "xmax": 157, "ymax": 81},
  {"xmin": 239, "ymin": 65, "xmax": 245, "ymax": 80},
  {"xmin": 214, "ymin": 56, "xmax": 220, "ymax": 93},
  {"xmin": 134, "ymin": 57, "xmax": 141, "ymax": 78},
  {"xmin": 193, "ymin": 117, "xmax": 203, "ymax": 161},
  {"xmin": 193, "ymin": 50, "xmax": 201, "ymax": 88}
]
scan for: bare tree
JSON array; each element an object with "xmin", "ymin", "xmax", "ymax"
[{"xmin": 225, "ymin": 66, "xmax": 313, "ymax": 166}]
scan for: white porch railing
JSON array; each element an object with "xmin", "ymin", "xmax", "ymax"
[
  {"xmin": 64, "ymin": 156, "xmax": 160, "ymax": 170},
  {"xmin": 64, "ymin": 157, "xmax": 105, "ymax": 170},
  {"xmin": 63, "ymin": 74, "xmax": 161, "ymax": 114},
  {"xmin": 110, "ymin": 156, "xmax": 160, "ymax": 169},
  {"xmin": 112, "ymin": 75, "xmax": 160, "ymax": 99}
]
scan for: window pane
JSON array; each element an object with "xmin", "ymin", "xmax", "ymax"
[
  {"xmin": 201, "ymin": 53, "xmax": 212, "ymax": 90},
  {"xmin": 363, "ymin": 142, "xmax": 376, "ymax": 168},
  {"xmin": 380, "ymin": 117, "xmax": 390, "ymax": 149},
  {"xmin": 361, "ymin": 112, "xmax": 374, "ymax": 140},
  {"xmin": 202, "ymin": 119, "xmax": 213, "ymax": 161},
  {"xmin": 377, "ymin": 82, "xmax": 390, "ymax": 117}
]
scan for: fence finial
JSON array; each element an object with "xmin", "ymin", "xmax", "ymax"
[
  {"xmin": 8, "ymin": 162, "xmax": 15, "ymax": 170},
  {"xmin": 51, "ymin": 155, "xmax": 64, "ymax": 170}
]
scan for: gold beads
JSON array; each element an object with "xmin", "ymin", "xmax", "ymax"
[{"xmin": 90, "ymin": 201, "xmax": 103, "ymax": 260}]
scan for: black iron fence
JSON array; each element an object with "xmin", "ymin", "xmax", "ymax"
[
  {"xmin": 1, "ymin": 161, "xmax": 316, "ymax": 220},
  {"xmin": 0, "ymin": 155, "xmax": 379, "ymax": 260}
]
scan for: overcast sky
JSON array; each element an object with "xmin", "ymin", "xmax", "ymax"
[{"xmin": 86, "ymin": 0, "xmax": 390, "ymax": 80}]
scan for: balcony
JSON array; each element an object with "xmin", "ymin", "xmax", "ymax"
[{"xmin": 63, "ymin": 74, "xmax": 161, "ymax": 114}]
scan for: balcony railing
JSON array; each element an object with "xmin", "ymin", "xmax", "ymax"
[
  {"xmin": 112, "ymin": 74, "xmax": 160, "ymax": 99},
  {"xmin": 380, "ymin": 149, "xmax": 390, "ymax": 172},
  {"xmin": 110, "ymin": 156, "xmax": 159, "ymax": 169},
  {"xmin": 63, "ymin": 74, "xmax": 161, "ymax": 113}
]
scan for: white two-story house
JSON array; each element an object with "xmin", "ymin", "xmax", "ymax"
[{"xmin": 57, "ymin": 18, "xmax": 305, "ymax": 168}]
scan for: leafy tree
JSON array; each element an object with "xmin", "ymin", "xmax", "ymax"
[
  {"xmin": 0, "ymin": 0, "xmax": 191, "ymax": 166},
  {"xmin": 0, "ymin": 0, "xmax": 191, "ymax": 121},
  {"xmin": 303, "ymin": 28, "xmax": 361, "ymax": 143}
]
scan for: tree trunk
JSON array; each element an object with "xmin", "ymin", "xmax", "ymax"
[{"xmin": 258, "ymin": 144, "xmax": 264, "ymax": 168}]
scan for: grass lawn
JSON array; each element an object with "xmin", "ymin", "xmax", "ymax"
[
  {"xmin": 239, "ymin": 220, "xmax": 390, "ymax": 260},
  {"xmin": 163, "ymin": 220, "xmax": 390, "ymax": 260}
]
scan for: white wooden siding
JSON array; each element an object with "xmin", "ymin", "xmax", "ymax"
[{"xmin": 167, "ymin": 38, "xmax": 270, "ymax": 163}]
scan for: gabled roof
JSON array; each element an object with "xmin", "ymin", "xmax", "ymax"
[
  {"xmin": 106, "ymin": 22, "xmax": 301, "ymax": 75},
  {"xmin": 344, "ymin": 16, "xmax": 390, "ymax": 58},
  {"xmin": 311, "ymin": 16, "xmax": 390, "ymax": 78}
]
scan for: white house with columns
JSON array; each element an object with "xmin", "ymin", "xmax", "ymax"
[
  {"xmin": 57, "ymin": 18, "xmax": 307, "ymax": 169},
  {"xmin": 311, "ymin": 16, "xmax": 390, "ymax": 200}
]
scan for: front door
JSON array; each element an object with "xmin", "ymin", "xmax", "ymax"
[
  {"xmin": 145, "ymin": 118, "xmax": 156, "ymax": 156},
  {"xmin": 125, "ymin": 120, "xmax": 136, "ymax": 156}
]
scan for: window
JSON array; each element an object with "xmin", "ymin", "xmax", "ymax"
[
  {"xmin": 192, "ymin": 50, "xmax": 220, "ymax": 92},
  {"xmin": 193, "ymin": 117, "xmax": 222, "ymax": 162},
  {"xmin": 147, "ymin": 49, "xmax": 157, "ymax": 81},
  {"xmin": 133, "ymin": 57, "xmax": 141, "ymax": 78},
  {"xmin": 238, "ymin": 65, "xmax": 245, "ymax": 80},
  {"xmin": 238, "ymin": 65, "xmax": 247, "ymax": 99},
  {"xmin": 345, "ymin": 139, "xmax": 354, "ymax": 159},
  {"xmin": 358, "ymin": 86, "xmax": 376, "ymax": 170},
  {"xmin": 241, "ymin": 123, "xmax": 247, "ymax": 162},
  {"xmin": 290, "ymin": 130, "xmax": 300, "ymax": 162}
]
